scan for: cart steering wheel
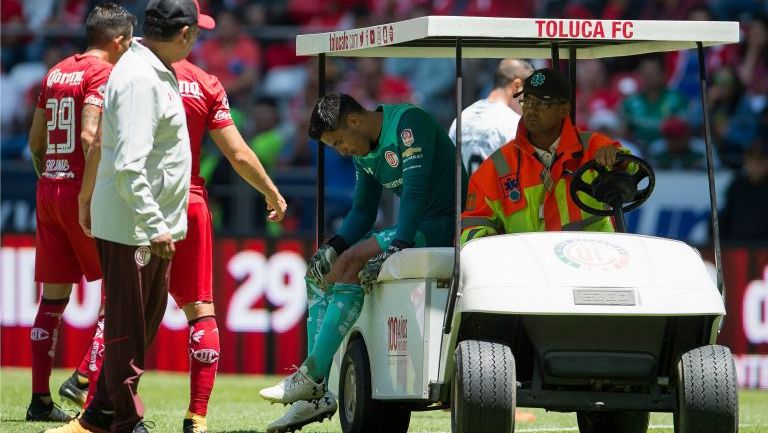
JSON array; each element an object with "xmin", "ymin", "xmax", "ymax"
[{"xmin": 569, "ymin": 153, "xmax": 655, "ymax": 216}]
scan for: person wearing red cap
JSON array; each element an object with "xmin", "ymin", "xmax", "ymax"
[
  {"xmin": 25, "ymin": 2, "xmax": 135, "ymax": 423},
  {"xmin": 58, "ymin": 34, "xmax": 287, "ymax": 433},
  {"xmin": 43, "ymin": 1, "xmax": 215, "ymax": 433}
]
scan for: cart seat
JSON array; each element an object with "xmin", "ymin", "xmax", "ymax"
[{"xmin": 377, "ymin": 247, "xmax": 454, "ymax": 282}]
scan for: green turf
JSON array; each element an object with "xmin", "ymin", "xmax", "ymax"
[{"xmin": 2, "ymin": 368, "xmax": 767, "ymax": 432}]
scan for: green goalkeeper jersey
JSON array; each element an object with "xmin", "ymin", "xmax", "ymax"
[{"xmin": 336, "ymin": 104, "xmax": 468, "ymax": 246}]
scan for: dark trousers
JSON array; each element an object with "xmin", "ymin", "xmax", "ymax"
[{"xmin": 88, "ymin": 238, "xmax": 170, "ymax": 433}]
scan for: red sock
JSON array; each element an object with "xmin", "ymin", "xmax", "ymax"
[
  {"xmin": 188, "ymin": 316, "xmax": 220, "ymax": 416},
  {"xmin": 31, "ymin": 297, "xmax": 69, "ymax": 394},
  {"xmin": 84, "ymin": 315, "xmax": 104, "ymax": 408}
]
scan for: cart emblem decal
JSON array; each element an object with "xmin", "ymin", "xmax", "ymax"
[
  {"xmin": 531, "ymin": 72, "xmax": 545, "ymax": 87},
  {"xmin": 401, "ymin": 129, "xmax": 414, "ymax": 147},
  {"xmin": 385, "ymin": 151, "xmax": 399, "ymax": 167},
  {"xmin": 555, "ymin": 239, "xmax": 629, "ymax": 270}
]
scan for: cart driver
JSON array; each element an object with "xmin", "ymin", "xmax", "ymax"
[
  {"xmin": 258, "ymin": 93, "xmax": 468, "ymax": 432},
  {"xmin": 461, "ymin": 68, "xmax": 631, "ymax": 244}
]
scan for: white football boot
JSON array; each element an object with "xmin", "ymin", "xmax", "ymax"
[
  {"xmin": 266, "ymin": 392, "xmax": 337, "ymax": 433},
  {"xmin": 259, "ymin": 365, "xmax": 325, "ymax": 404}
]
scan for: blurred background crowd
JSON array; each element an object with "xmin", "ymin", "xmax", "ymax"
[{"xmin": 2, "ymin": 0, "xmax": 767, "ymax": 241}]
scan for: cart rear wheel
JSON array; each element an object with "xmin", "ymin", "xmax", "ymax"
[{"xmin": 339, "ymin": 339, "xmax": 410, "ymax": 433}]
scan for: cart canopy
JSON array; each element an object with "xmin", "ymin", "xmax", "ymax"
[{"xmin": 296, "ymin": 16, "xmax": 739, "ymax": 59}]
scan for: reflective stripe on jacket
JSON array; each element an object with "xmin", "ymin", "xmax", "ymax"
[{"xmin": 461, "ymin": 118, "xmax": 628, "ymax": 245}]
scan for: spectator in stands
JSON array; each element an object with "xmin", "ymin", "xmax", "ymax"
[
  {"xmin": 384, "ymin": 55, "xmax": 455, "ymax": 126},
  {"xmin": 599, "ymin": 0, "xmax": 644, "ymax": 20},
  {"xmin": 588, "ymin": 108, "xmax": 643, "ymax": 158},
  {"xmin": 339, "ymin": 57, "xmax": 413, "ymax": 109},
  {"xmin": 719, "ymin": 140, "xmax": 768, "ymax": 242},
  {"xmin": 1, "ymin": 0, "xmax": 26, "ymax": 69},
  {"xmin": 649, "ymin": 116, "xmax": 714, "ymax": 170},
  {"xmin": 738, "ymin": 14, "xmax": 768, "ymax": 99},
  {"xmin": 707, "ymin": 66, "xmax": 761, "ymax": 167},
  {"xmin": 197, "ymin": 9, "xmax": 260, "ymax": 103},
  {"xmin": 575, "ymin": 59, "xmax": 620, "ymax": 128},
  {"xmin": 639, "ymin": 0, "xmax": 702, "ymax": 20},
  {"xmin": 621, "ymin": 56, "xmax": 688, "ymax": 149},
  {"xmin": 666, "ymin": 5, "xmax": 740, "ymax": 103},
  {"xmin": 249, "ymin": 96, "xmax": 286, "ymax": 172}
]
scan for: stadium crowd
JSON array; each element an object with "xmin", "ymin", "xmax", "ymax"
[{"xmin": 2, "ymin": 0, "xmax": 768, "ymax": 240}]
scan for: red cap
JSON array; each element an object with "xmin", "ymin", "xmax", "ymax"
[{"xmin": 194, "ymin": 0, "xmax": 215, "ymax": 29}]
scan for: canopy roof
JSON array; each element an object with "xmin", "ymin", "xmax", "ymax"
[{"xmin": 296, "ymin": 16, "xmax": 739, "ymax": 59}]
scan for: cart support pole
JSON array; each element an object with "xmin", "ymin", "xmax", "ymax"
[
  {"xmin": 443, "ymin": 38, "xmax": 463, "ymax": 334},
  {"xmin": 568, "ymin": 47, "xmax": 577, "ymax": 122},
  {"xmin": 316, "ymin": 54, "xmax": 326, "ymax": 248},
  {"xmin": 551, "ymin": 43, "xmax": 560, "ymax": 70},
  {"xmin": 697, "ymin": 42, "xmax": 724, "ymax": 299}
]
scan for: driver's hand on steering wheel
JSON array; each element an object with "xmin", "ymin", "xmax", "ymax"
[{"xmin": 595, "ymin": 146, "xmax": 627, "ymax": 170}]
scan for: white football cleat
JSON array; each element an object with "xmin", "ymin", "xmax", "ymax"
[
  {"xmin": 266, "ymin": 392, "xmax": 337, "ymax": 433},
  {"xmin": 259, "ymin": 365, "xmax": 325, "ymax": 404}
]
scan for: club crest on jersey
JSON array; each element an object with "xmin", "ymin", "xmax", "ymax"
[
  {"xmin": 384, "ymin": 151, "xmax": 399, "ymax": 167},
  {"xmin": 134, "ymin": 246, "xmax": 151, "ymax": 267},
  {"xmin": 400, "ymin": 129, "xmax": 414, "ymax": 147}
]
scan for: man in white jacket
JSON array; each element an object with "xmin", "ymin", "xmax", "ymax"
[{"xmin": 54, "ymin": 1, "xmax": 212, "ymax": 432}]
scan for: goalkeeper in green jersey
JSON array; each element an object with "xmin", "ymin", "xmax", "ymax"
[{"xmin": 259, "ymin": 93, "xmax": 468, "ymax": 432}]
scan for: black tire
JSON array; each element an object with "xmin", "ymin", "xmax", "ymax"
[
  {"xmin": 577, "ymin": 411, "xmax": 650, "ymax": 433},
  {"xmin": 674, "ymin": 345, "xmax": 738, "ymax": 433},
  {"xmin": 451, "ymin": 340, "xmax": 516, "ymax": 433},
  {"xmin": 338, "ymin": 339, "xmax": 411, "ymax": 433}
]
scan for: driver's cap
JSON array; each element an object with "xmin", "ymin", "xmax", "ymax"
[
  {"xmin": 145, "ymin": 0, "xmax": 215, "ymax": 30},
  {"xmin": 513, "ymin": 68, "xmax": 572, "ymax": 102}
]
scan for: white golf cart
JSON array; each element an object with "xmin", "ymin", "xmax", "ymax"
[{"xmin": 296, "ymin": 16, "xmax": 740, "ymax": 433}]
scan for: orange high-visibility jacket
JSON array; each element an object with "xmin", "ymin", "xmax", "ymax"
[{"xmin": 461, "ymin": 118, "xmax": 628, "ymax": 245}]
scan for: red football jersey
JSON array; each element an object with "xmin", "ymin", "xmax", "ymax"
[
  {"xmin": 36, "ymin": 54, "xmax": 112, "ymax": 181},
  {"xmin": 173, "ymin": 59, "xmax": 235, "ymax": 189}
]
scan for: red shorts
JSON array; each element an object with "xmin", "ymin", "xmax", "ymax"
[
  {"xmin": 169, "ymin": 190, "xmax": 213, "ymax": 307},
  {"xmin": 35, "ymin": 180, "xmax": 102, "ymax": 283}
]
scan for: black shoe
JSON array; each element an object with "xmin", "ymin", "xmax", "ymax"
[
  {"xmin": 183, "ymin": 416, "xmax": 208, "ymax": 433},
  {"xmin": 132, "ymin": 420, "xmax": 154, "ymax": 433},
  {"xmin": 26, "ymin": 398, "xmax": 74, "ymax": 422},
  {"xmin": 80, "ymin": 407, "xmax": 113, "ymax": 431},
  {"xmin": 59, "ymin": 372, "xmax": 88, "ymax": 408}
]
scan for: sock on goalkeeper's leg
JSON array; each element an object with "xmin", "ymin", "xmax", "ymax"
[
  {"xmin": 303, "ymin": 283, "xmax": 364, "ymax": 382},
  {"xmin": 305, "ymin": 277, "xmax": 330, "ymax": 356}
]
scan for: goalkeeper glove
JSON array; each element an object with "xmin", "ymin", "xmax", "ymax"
[
  {"xmin": 358, "ymin": 239, "xmax": 412, "ymax": 294},
  {"xmin": 307, "ymin": 235, "xmax": 348, "ymax": 287}
]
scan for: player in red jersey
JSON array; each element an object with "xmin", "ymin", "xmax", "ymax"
[
  {"xmin": 169, "ymin": 56, "xmax": 286, "ymax": 433},
  {"xmin": 73, "ymin": 53, "xmax": 287, "ymax": 432},
  {"xmin": 25, "ymin": 3, "xmax": 135, "ymax": 423}
]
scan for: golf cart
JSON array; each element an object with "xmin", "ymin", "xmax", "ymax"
[{"xmin": 296, "ymin": 16, "xmax": 740, "ymax": 433}]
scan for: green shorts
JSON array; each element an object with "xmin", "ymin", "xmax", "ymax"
[{"xmin": 370, "ymin": 217, "xmax": 455, "ymax": 251}]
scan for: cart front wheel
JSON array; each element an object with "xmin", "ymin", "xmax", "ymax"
[
  {"xmin": 451, "ymin": 340, "xmax": 516, "ymax": 433},
  {"xmin": 674, "ymin": 344, "xmax": 738, "ymax": 433}
]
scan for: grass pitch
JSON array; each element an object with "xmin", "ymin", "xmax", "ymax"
[{"xmin": 2, "ymin": 368, "xmax": 767, "ymax": 432}]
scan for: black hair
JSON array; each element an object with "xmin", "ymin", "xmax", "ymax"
[
  {"xmin": 85, "ymin": 3, "xmax": 136, "ymax": 47},
  {"xmin": 308, "ymin": 93, "xmax": 365, "ymax": 140}
]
